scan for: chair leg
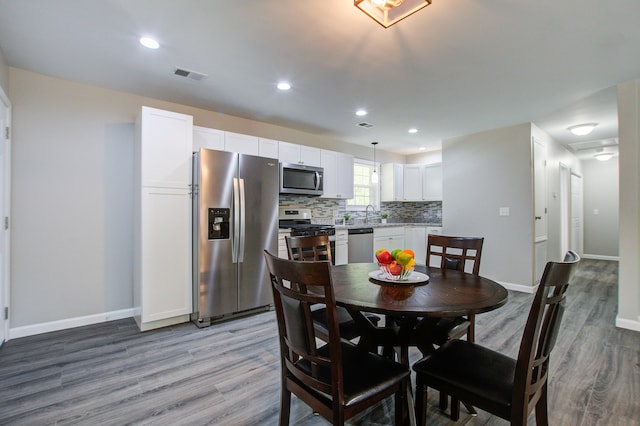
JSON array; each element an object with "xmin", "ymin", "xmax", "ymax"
[
  {"xmin": 450, "ymin": 397, "xmax": 460, "ymax": 421},
  {"xmin": 279, "ymin": 386, "xmax": 291, "ymax": 426},
  {"xmin": 535, "ymin": 382, "xmax": 550, "ymax": 426},
  {"xmin": 414, "ymin": 376, "xmax": 427, "ymax": 426},
  {"xmin": 439, "ymin": 392, "xmax": 448, "ymax": 410}
]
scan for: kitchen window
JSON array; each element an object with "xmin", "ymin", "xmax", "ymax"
[{"xmin": 347, "ymin": 160, "xmax": 379, "ymax": 210}]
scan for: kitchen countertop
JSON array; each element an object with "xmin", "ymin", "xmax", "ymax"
[
  {"xmin": 278, "ymin": 223, "xmax": 442, "ymax": 232},
  {"xmin": 335, "ymin": 222, "xmax": 442, "ymax": 230}
]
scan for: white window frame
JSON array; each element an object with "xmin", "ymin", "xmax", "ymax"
[{"xmin": 346, "ymin": 159, "xmax": 380, "ymax": 211}]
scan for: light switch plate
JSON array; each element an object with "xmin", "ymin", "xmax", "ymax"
[{"xmin": 499, "ymin": 207, "xmax": 510, "ymax": 216}]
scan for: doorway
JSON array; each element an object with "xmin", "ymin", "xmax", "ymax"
[{"xmin": 559, "ymin": 163, "xmax": 571, "ymax": 256}]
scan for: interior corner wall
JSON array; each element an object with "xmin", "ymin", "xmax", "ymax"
[
  {"xmin": 442, "ymin": 123, "xmax": 534, "ymax": 288},
  {"xmin": 582, "ymin": 158, "xmax": 619, "ymax": 257},
  {"xmin": 0, "ymin": 47, "xmax": 8, "ymax": 95},
  {"xmin": 617, "ymin": 79, "xmax": 640, "ymax": 331}
]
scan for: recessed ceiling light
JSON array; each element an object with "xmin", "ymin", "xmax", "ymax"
[
  {"xmin": 356, "ymin": 109, "xmax": 368, "ymax": 116},
  {"xmin": 408, "ymin": 128, "xmax": 418, "ymax": 134},
  {"xmin": 277, "ymin": 81, "xmax": 291, "ymax": 91},
  {"xmin": 139, "ymin": 37, "xmax": 160, "ymax": 49},
  {"xmin": 568, "ymin": 123, "xmax": 597, "ymax": 136}
]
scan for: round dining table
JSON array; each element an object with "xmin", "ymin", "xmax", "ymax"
[{"xmin": 330, "ymin": 263, "xmax": 508, "ymax": 364}]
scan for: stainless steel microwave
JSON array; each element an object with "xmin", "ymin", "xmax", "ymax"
[{"xmin": 279, "ymin": 162, "xmax": 324, "ymax": 195}]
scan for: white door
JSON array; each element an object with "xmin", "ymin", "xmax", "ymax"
[
  {"xmin": 0, "ymin": 90, "xmax": 10, "ymax": 345},
  {"xmin": 571, "ymin": 172, "xmax": 584, "ymax": 255}
]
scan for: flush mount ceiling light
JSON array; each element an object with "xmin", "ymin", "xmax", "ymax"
[
  {"xmin": 568, "ymin": 123, "xmax": 597, "ymax": 136},
  {"xmin": 356, "ymin": 109, "xmax": 368, "ymax": 116},
  {"xmin": 371, "ymin": 142, "xmax": 379, "ymax": 183},
  {"xmin": 139, "ymin": 37, "xmax": 159, "ymax": 49},
  {"xmin": 277, "ymin": 81, "xmax": 291, "ymax": 91},
  {"xmin": 594, "ymin": 148, "xmax": 613, "ymax": 161},
  {"xmin": 408, "ymin": 128, "xmax": 418, "ymax": 134},
  {"xmin": 355, "ymin": 0, "xmax": 432, "ymax": 28}
]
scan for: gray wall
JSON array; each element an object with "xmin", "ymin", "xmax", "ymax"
[
  {"xmin": 617, "ymin": 79, "xmax": 640, "ymax": 330},
  {"xmin": 582, "ymin": 158, "xmax": 619, "ymax": 257},
  {"xmin": 442, "ymin": 123, "xmax": 535, "ymax": 287}
]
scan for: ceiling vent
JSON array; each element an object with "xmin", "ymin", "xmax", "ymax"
[
  {"xmin": 174, "ymin": 67, "xmax": 208, "ymax": 81},
  {"xmin": 357, "ymin": 122, "xmax": 374, "ymax": 128}
]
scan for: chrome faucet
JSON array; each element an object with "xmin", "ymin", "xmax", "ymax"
[{"xmin": 365, "ymin": 204, "xmax": 375, "ymax": 224}]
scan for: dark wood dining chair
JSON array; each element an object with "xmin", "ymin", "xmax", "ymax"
[
  {"xmin": 285, "ymin": 235, "xmax": 380, "ymax": 341},
  {"xmin": 263, "ymin": 250, "xmax": 411, "ymax": 426},
  {"xmin": 426, "ymin": 234, "xmax": 484, "ymax": 344},
  {"xmin": 412, "ymin": 251, "xmax": 580, "ymax": 425}
]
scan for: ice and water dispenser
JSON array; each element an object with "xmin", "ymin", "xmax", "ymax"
[{"xmin": 208, "ymin": 208, "xmax": 230, "ymax": 240}]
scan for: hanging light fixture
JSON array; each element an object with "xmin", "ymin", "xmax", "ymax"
[
  {"xmin": 355, "ymin": 0, "xmax": 432, "ymax": 28},
  {"xmin": 371, "ymin": 142, "xmax": 379, "ymax": 183}
]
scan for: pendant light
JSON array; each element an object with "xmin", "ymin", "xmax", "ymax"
[{"xmin": 371, "ymin": 142, "xmax": 379, "ymax": 183}]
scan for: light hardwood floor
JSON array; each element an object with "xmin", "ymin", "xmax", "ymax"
[{"xmin": 0, "ymin": 259, "xmax": 638, "ymax": 425}]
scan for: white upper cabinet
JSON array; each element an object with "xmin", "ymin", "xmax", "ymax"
[
  {"xmin": 381, "ymin": 163, "xmax": 404, "ymax": 202},
  {"xmin": 259, "ymin": 137, "xmax": 279, "ymax": 159},
  {"xmin": 279, "ymin": 141, "xmax": 321, "ymax": 166},
  {"xmin": 193, "ymin": 126, "xmax": 224, "ymax": 151},
  {"xmin": 138, "ymin": 106, "xmax": 193, "ymax": 188},
  {"xmin": 422, "ymin": 163, "xmax": 443, "ymax": 201},
  {"xmin": 224, "ymin": 131, "xmax": 259, "ymax": 156},
  {"xmin": 403, "ymin": 164, "xmax": 423, "ymax": 201},
  {"xmin": 320, "ymin": 150, "xmax": 354, "ymax": 199}
]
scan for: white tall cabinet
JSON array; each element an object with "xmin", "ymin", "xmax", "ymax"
[{"xmin": 134, "ymin": 106, "xmax": 193, "ymax": 331}]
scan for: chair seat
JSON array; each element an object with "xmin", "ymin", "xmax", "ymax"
[
  {"xmin": 297, "ymin": 340, "xmax": 410, "ymax": 407},
  {"xmin": 432, "ymin": 317, "xmax": 471, "ymax": 345},
  {"xmin": 412, "ymin": 340, "xmax": 515, "ymax": 416},
  {"xmin": 312, "ymin": 306, "xmax": 381, "ymax": 341}
]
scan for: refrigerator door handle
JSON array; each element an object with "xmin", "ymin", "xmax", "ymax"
[
  {"xmin": 238, "ymin": 178, "xmax": 246, "ymax": 263},
  {"xmin": 232, "ymin": 177, "xmax": 240, "ymax": 263}
]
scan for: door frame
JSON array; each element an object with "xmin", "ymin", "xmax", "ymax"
[
  {"xmin": 0, "ymin": 85, "xmax": 11, "ymax": 345},
  {"xmin": 559, "ymin": 162, "xmax": 571, "ymax": 256}
]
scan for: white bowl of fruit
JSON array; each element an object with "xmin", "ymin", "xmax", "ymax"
[{"xmin": 375, "ymin": 248, "xmax": 416, "ymax": 281}]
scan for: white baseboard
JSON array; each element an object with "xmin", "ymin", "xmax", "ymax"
[
  {"xmin": 615, "ymin": 315, "xmax": 640, "ymax": 332},
  {"xmin": 581, "ymin": 254, "xmax": 620, "ymax": 261},
  {"xmin": 499, "ymin": 281, "xmax": 536, "ymax": 294},
  {"xmin": 8, "ymin": 308, "xmax": 135, "ymax": 340}
]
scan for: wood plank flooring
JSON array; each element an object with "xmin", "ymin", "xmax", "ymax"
[{"xmin": 0, "ymin": 259, "xmax": 638, "ymax": 425}]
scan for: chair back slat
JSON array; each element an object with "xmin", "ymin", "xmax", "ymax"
[
  {"xmin": 286, "ymin": 235, "xmax": 332, "ymax": 262},
  {"xmin": 512, "ymin": 250, "xmax": 580, "ymax": 419},
  {"xmin": 426, "ymin": 234, "xmax": 484, "ymax": 275}
]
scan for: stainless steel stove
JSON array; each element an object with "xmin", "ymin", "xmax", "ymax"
[
  {"xmin": 278, "ymin": 208, "xmax": 335, "ymax": 237},
  {"xmin": 279, "ymin": 207, "xmax": 336, "ymax": 261}
]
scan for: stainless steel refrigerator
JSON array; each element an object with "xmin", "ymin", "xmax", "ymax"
[{"xmin": 192, "ymin": 148, "xmax": 278, "ymax": 326}]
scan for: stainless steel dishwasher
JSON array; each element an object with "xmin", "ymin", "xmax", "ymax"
[{"xmin": 347, "ymin": 228, "xmax": 374, "ymax": 263}]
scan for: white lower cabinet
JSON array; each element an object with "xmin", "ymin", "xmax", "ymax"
[
  {"xmin": 405, "ymin": 226, "xmax": 427, "ymax": 265},
  {"xmin": 278, "ymin": 231, "xmax": 289, "ymax": 259},
  {"xmin": 135, "ymin": 187, "xmax": 192, "ymax": 330},
  {"xmin": 373, "ymin": 227, "xmax": 405, "ymax": 260},
  {"xmin": 335, "ymin": 229, "xmax": 348, "ymax": 265}
]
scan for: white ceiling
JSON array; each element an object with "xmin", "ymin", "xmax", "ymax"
[{"xmin": 1, "ymin": 0, "xmax": 638, "ymax": 158}]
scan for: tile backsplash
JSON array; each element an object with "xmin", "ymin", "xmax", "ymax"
[{"xmin": 279, "ymin": 195, "xmax": 442, "ymax": 225}]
